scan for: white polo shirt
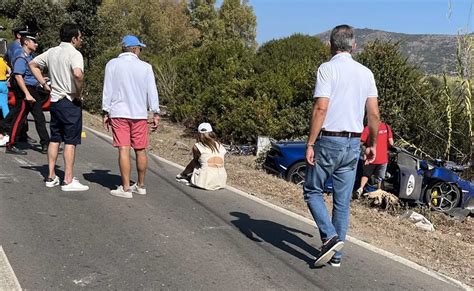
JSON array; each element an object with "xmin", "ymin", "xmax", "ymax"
[
  {"xmin": 102, "ymin": 52, "xmax": 160, "ymax": 119},
  {"xmin": 33, "ymin": 42, "xmax": 84, "ymax": 102},
  {"xmin": 314, "ymin": 52, "xmax": 378, "ymax": 133}
]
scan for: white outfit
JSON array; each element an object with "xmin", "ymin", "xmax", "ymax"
[
  {"xmin": 102, "ymin": 52, "xmax": 160, "ymax": 119},
  {"xmin": 313, "ymin": 52, "xmax": 378, "ymax": 133},
  {"xmin": 32, "ymin": 42, "xmax": 84, "ymax": 102},
  {"xmin": 191, "ymin": 142, "xmax": 227, "ymax": 190}
]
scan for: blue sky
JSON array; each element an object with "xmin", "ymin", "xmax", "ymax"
[{"xmin": 248, "ymin": 0, "xmax": 473, "ymax": 44}]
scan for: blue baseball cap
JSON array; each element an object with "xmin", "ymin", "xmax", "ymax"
[{"xmin": 122, "ymin": 35, "xmax": 146, "ymax": 48}]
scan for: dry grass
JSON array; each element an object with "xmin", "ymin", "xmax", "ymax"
[{"xmin": 83, "ymin": 112, "xmax": 473, "ymax": 287}]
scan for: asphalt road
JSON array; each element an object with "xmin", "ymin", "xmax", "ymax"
[{"xmin": 0, "ymin": 121, "xmax": 465, "ymax": 290}]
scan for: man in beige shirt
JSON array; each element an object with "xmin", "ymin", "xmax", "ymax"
[{"xmin": 30, "ymin": 23, "xmax": 89, "ymax": 192}]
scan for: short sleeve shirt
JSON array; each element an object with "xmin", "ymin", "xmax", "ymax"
[
  {"xmin": 12, "ymin": 50, "xmax": 37, "ymax": 86},
  {"xmin": 361, "ymin": 123, "xmax": 393, "ymax": 164},
  {"xmin": 5, "ymin": 41, "xmax": 21, "ymax": 66},
  {"xmin": 33, "ymin": 42, "xmax": 84, "ymax": 102},
  {"xmin": 314, "ymin": 52, "xmax": 378, "ymax": 133}
]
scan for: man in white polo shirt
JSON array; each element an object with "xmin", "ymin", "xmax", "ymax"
[
  {"xmin": 102, "ymin": 35, "xmax": 160, "ymax": 198},
  {"xmin": 29, "ymin": 23, "xmax": 89, "ymax": 192},
  {"xmin": 304, "ymin": 24, "xmax": 380, "ymax": 267}
]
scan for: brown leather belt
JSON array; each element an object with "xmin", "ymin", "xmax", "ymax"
[{"xmin": 320, "ymin": 131, "xmax": 361, "ymax": 138}]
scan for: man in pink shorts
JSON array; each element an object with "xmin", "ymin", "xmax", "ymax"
[{"xmin": 102, "ymin": 35, "xmax": 160, "ymax": 198}]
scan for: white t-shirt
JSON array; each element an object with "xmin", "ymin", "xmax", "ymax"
[
  {"xmin": 313, "ymin": 52, "xmax": 378, "ymax": 133},
  {"xmin": 33, "ymin": 42, "xmax": 84, "ymax": 102}
]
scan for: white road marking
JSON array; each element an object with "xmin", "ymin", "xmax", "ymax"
[
  {"xmin": 86, "ymin": 126, "xmax": 471, "ymax": 291},
  {"xmin": 0, "ymin": 246, "xmax": 22, "ymax": 290},
  {"xmin": 12, "ymin": 157, "xmax": 30, "ymax": 166},
  {"xmin": 0, "ymin": 174, "xmax": 19, "ymax": 183},
  {"xmin": 202, "ymin": 226, "xmax": 232, "ymax": 230},
  {"xmin": 73, "ymin": 273, "xmax": 98, "ymax": 287}
]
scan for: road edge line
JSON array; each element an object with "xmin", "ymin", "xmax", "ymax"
[
  {"xmin": 85, "ymin": 126, "xmax": 472, "ymax": 291},
  {"xmin": 0, "ymin": 246, "xmax": 22, "ymax": 290}
]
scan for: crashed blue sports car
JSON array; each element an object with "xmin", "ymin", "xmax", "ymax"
[{"xmin": 263, "ymin": 141, "xmax": 474, "ymax": 214}]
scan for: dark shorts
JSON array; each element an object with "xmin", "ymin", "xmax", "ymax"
[
  {"xmin": 49, "ymin": 98, "xmax": 82, "ymax": 145},
  {"xmin": 362, "ymin": 163, "xmax": 387, "ymax": 182}
]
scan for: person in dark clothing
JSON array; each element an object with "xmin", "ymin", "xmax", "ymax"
[{"xmin": 4, "ymin": 33, "xmax": 49, "ymax": 155}]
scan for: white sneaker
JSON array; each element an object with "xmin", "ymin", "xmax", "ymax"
[
  {"xmin": 130, "ymin": 183, "xmax": 146, "ymax": 195},
  {"xmin": 110, "ymin": 186, "xmax": 133, "ymax": 198},
  {"xmin": 45, "ymin": 176, "xmax": 60, "ymax": 188},
  {"xmin": 0, "ymin": 135, "xmax": 9, "ymax": 147},
  {"xmin": 61, "ymin": 177, "xmax": 89, "ymax": 192},
  {"xmin": 176, "ymin": 173, "xmax": 190, "ymax": 185}
]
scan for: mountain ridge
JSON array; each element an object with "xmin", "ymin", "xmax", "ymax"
[{"xmin": 316, "ymin": 28, "xmax": 460, "ymax": 75}]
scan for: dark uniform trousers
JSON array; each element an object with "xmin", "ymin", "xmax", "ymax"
[{"xmin": 6, "ymin": 84, "xmax": 49, "ymax": 147}]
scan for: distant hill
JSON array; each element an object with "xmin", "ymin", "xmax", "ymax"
[{"xmin": 316, "ymin": 28, "xmax": 459, "ymax": 75}]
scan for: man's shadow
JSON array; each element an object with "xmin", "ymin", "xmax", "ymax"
[
  {"xmin": 83, "ymin": 169, "xmax": 122, "ymax": 190},
  {"xmin": 20, "ymin": 164, "xmax": 64, "ymax": 181},
  {"xmin": 230, "ymin": 212, "xmax": 318, "ymax": 266}
]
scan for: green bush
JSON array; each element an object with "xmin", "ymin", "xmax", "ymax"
[
  {"xmin": 250, "ymin": 34, "xmax": 330, "ymax": 140},
  {"xmin": 83, "ymin": 48, "xmax": 121, "ymax": 114},
  {"xmin": 170, "ymin": 39, "xmax": 255, "ymax": 141}
]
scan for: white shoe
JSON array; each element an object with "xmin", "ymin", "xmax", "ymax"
[
  {"xmin": 61, "ymin": 177, "xmax": 89, "ymax": 192},
  {"xmin": 0, "ymin": 135, "xmax": 9, "ymax": 147},
  {"xmin": 130, "ymin": 183, "xmax": 146, "ymax": 195},
  {"xmin": 45, "ymin": 176, "xmax": 60, "ymax": 188},
  {"xmin": 110, "ymin": 186, "xmax": 133, "ymax": 198},
  {"xmin": 176, "ymin": 173, "xmax": 190, "ymax": 185}
]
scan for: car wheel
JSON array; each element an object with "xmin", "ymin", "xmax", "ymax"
[
  {"xmin": 425, "ymin": 181, "xmax": 461, "ymax": 213},
  {"xmin": 286, "ymin": 161, "xmax": 306, "ymax": 186}
]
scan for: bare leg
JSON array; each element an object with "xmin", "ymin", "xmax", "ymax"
[
  {"xmin": 181, "ymin": 159, "xmax": 197, "ymax": 176},
  {"xmin": 135, "ymin": 148, "xmax": 147, "ymax": 186},
  {"xmin": 377, "ymin": 181, "xmax": 383, "ymax": 190},
  {"xmin": 359, "ymin": 176, "xmax": 369, "ymax": 191},
  {"xmin": 181, "ymin": 145, "xmax": 200, "ymax": 175},
  {"xmin": 63, "ymin": 144, "xmax": 76, "ymax": 184},
  {"xmin": 118, "ymin": 146, "xmax": 131, "ymax": 190},
  {"xmin": 48, "ymin": 142, "xmax": 60, "ymax": 179}
]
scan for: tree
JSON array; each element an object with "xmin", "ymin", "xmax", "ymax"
[
  {"xmin": 218, "ymin": 0, "xmax": 257, "ymax": 49},
  {"xmin": 0, "ymin": 0, "xmax": 21, "ymax": 19},
  {"xmin": 15, "ymin": 0, "xmax": 67, "ymax": 52},
  {"xmin": 187, "ymin": 0, "xmax": 257, "ymax": 49},
  {"xmin": 188, "ymin": 0, "xmax": 222, "ymax": 46},
  {"xmin": 98, "ymin": 0, "xmax": 199, "ymax": 56},
  {"xmin": 65, "ymin": 0, "xmax": 103, "ymax": 66},
  {"xmin": 171, "ymin": 39, "xmax": 256, "ymax": 142},
  {"xmin": 250, "ymin": 34, "xmax": 330, "ymax": 139}
]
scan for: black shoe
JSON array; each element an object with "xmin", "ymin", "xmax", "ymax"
[
  {"xmin": 41, "ymin": 145, "xmax": 48, "ymax": 154},
  {"xmin": 314, "ymin": 236, "xmax": 344, "ymax": 267},
  {"xmin": 328, "ymin": 256, "xmax": 341, "ymax": 267},
  {"xmin": 6, "ymin": 146, "xmax": 27, "ymax": 155},
  {"xmin": 18, "ymin": 136, "xmax": 38, "ymax": 144}
]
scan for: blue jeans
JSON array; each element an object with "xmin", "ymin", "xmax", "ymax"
[
  {"xmin": 303, "ymin": 136, "xmax": 360, "ymax": 259},
  {"xmin": 0, "ymin": 81, "xmax": 9, "ymax": 118}
]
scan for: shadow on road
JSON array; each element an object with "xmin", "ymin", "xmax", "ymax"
[
  {"xmin": 21, "ymin": 164, "xmax": 63, "ymax": 181},
  {"xmin": 230, "ymin": 211, "xmax": 318, "ymax": 266},
  {"xmin": 83, "ymin": 169, "xmax": 122, "ymax": 190}
]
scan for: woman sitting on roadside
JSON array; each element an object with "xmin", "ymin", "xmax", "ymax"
[{"xmin": 176, "ymin": 122, "xmax": 227, "ymax": 190}]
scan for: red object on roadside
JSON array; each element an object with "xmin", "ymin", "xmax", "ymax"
[{"xmin": 7, "ymin": 81, "xmax": 50, "ymax": 111}]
